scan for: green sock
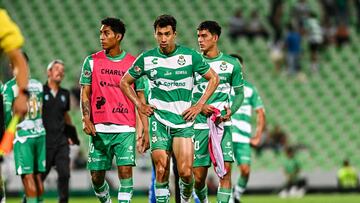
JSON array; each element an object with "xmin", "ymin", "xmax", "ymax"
[
  {"xmin": 93, "ymin": 181, "xmax": 111, "ymax": 203},
  {"xmin": 37, "ymin": 195, "xmax": 44, "ymax": 203},
  {"xmin": 118, "ymin": 178, "xmax": 133, "ymax": 203},
  {"xmin": 234, "ymin": 176, "xmax": 248, "ymax": 200},
  {"xmin": 217, "ymin": 187, "xmax": 232, "ymax": 203},
  {"xmin": 179, "ymin": 178, "xmax": 194, "ymax": 201},
  {"xmin": 26, "ymin": 197, "xmax": 37, "ymax": 203},
  {"xmin": 155, "ymin": 181, "xmax": 170, "ymax": 203},
  {"xmin": 195, "ymin": 185, "xmax": 208, "ymax": 201}
]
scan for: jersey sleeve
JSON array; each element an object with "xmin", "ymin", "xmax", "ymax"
[
  {"xmin": 0, "ymin": 9, "xmax": 24, "ymax": 53},
  {"xmin": 135, "ymin": 76, "xmax": 146, "ymax": 91},
  {"xmin": 79, "ymin": 55, "xmax": 93, "ymax": 85},
  {"xmin": 128, "ymin": 53, "xmax": 145, "ymax": 79},
  {"xmin": 2, "ymin": 81, "xmax": 15, "ymax": 126},
  {"xmin": 192, "ymin": 51, "xmax": 210, "ymax": 76},
  {"xmin": 250, "ymin": 85, "xmax": 264, "ymax": 110},
  {"xmin": 231, "ymin": 60, "xmax": 244, "ymax": 88}
]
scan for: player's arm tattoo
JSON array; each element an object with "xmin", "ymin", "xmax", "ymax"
[{"xmin": 81, "ymin": 100, "xmax": 90, "ymax": 117}]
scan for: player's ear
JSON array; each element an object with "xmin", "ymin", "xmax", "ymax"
[{"xmin": 116, "ymin": 33, "xmax": 122, "ymax": 41}]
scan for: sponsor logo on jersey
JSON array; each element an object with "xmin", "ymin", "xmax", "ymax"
[
  {"xmin": 164, "ymin": 71, "xmax": 172, "ymax": 76},
  {"xmin": 175, "ymin": 70, "xmax": 188, "ymax": 75},
  {"xmin": 101, "ymin": 68, "xmax": 126, "ymax": 76},
  {"xmin": 152, "ymin": 136, "xmax": 158, "ymax": 143},
  {"xmin": 83, "ymin": 70, "xmax": 91, "ymax": 78},
  {"xmin": 220, "ymin": 61, "xmax": 227, "ymax": 71},
  {"xmin": 134, "ymin": 66, "xmax": 141, "ymax": 73},
  {"xmin": 100, "ymin": 81, "xmax": 120, "ymax": 88},
  {"xmin": 112, "ymin": 103, "xmax": 129, "ymax": 114},
  {"xmin": 177, "ymin": 55, "xmax": 186, "ymax": 65},
  {"xmin": 149, "ymin": 69, "xmax": 157, "ymax": 79},
  {"xmin": 154, "ymin": 80, "xmax": 186, "ymax": 87},
  {"xmin": 96, "ymin": 96, "xmax": 106, "ymax": 109}
]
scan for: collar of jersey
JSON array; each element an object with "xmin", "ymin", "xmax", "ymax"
[
  {"xmin": 105, "ymin": 50, "xmax": 127, "ymax": 61},
  {"xmin": 156, "ymin": 44, "xmax": 179, "ymax": 57},
  {"xmin": 203, "ymin": 51, "xmax": 223, "ymax": 61}
]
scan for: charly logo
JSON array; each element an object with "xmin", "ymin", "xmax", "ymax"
[
  {"xmin": 220, "ymin": 61, "xmax": 228, "ymax": 71},
  {"xmin": 152, "ymin": 58, "xmax": 158, "ymax": 64},
  {"xmin": 177, "ymin": 55, "xmax": 186, "ymax": 65},
  {"xmin": 96, "ymin": 96, "xmax": 106, "ymax": 109}
]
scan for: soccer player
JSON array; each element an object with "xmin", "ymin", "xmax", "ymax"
[
  {"xmin": 0, "ymin": 9, "xmax": 29, "ymax": 117},
  {"xmin": 79, "ymin": 18, "xmax": 137, "ymax": 203},
  {"xmin": 193, "ymin": 21, "xmax": 244, "ymax": 203},
  {"xmin": 2, "ymin": 55, "xmax": 46, "ymax": 203},
  {"xmin": 121, "ymin": 14, "xmax": 219, "ymax": 202},
  {"xmin": 230, "ymin": 54, "xmax": 266, "ymax": 203}
]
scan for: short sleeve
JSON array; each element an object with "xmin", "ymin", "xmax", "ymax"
[
  {"xmin": 79, "ymin": 56, "xmax": 93, "ymax": 85},
  {"xmin": 231, "ymin": 60, "xmax": 244, "ymax": 88},
  {"xmin": 192, "ymin": 51, "xmax": 210, "ymax": 76},
  {"xmin": 250, "ymin": 85, "xmax": 264, "ymax": 110},
  {"xmin": 135, "ymin": 76, "xmax": 146, "ymax": 91},
  {"xmin": 128, "ymin": 53, "xmax": 145, "ymax": 79}
]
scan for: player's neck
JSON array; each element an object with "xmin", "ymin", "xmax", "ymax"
[
  {"xmin": 47, "ymin": 79, "xmax": 60, "ymax": 91},
  {"xmin": 203, "ymin": 47, "xmax": 220, "ymax": 59},
  {"xmin": 160, "ymin": 44, "xmax": 176, "ymax": 55},
  {"xmin": 106, "ymin": 47, "xmax": 122, "ymax": 57}
]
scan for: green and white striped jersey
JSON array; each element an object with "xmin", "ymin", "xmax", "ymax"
[
  {"xmin": 135, "ymin": 76, "xmax": 150, "ymax": 103},
  {"xmin": 2, "ymin": 78, "xmax": 45, "ymax": 138},
  {"xmin": 193, "ymin": 52, "xmax": 243, "ymax": 129},
  {"xmin": 128, "ymin": 45, "xmax": 210, "ymax": 128},
  {"xmin": 231, "ymin": 80, "xmax": 264, "ymax": 143}
]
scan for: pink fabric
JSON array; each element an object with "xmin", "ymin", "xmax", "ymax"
[
  {"xmin": 91, "ymin": 51, "xmax": 136, "ymax": 127},
  {"xmin": 207, "ymin": 108, "xmax": 227, "ymax": 178}
]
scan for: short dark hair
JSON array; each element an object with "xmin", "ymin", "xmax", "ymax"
[
  {"xmin": 197, "ymin": 21, "xmax": 221, "ymax": 37},
  {"xmin": 101, "ymin": 17, "xmax": 126, "ymax": 40},
  {"xmin": 153, "ymin": 14, "xmax": 177, "ymax": 32},
  {"xmin": 230, "ymin": 54, "xmax": 243, "ymax": 65}
]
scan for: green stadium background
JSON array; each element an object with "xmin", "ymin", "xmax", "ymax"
[{"xmin": 1, "ymin": 0, "xmax": 360, "ymax": 200}]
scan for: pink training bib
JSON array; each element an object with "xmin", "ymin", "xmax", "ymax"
[{"xmin": 91, "ymin": 50, "xmax": 136, "ymax": 127}]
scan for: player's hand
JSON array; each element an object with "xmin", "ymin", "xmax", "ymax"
[
  {"xmin": 136, "ymin": 130, "xmax": 150, "ymax": 154},
  {"xmin": 201, "ymin": 104, "xmax": 214, "ymax": 116},
  {"xmin": 250, "ymin": 136, "xmax": 261, "ymax": 147},
  {"xmin": 82, "ymin": 117, "xmax": 96, "ymax": 136},
  {"xmin": 182, "ymin": 104, "xmax": 203, "ymax": 122},
  {"xmin": 13, "ymin": 93, "xmax": 28, "ymax": 117},
  {"xmin": 219, "ymin": 106, "xmax": 231, "ymax": 123},
  {"xmin": 139, "ymin": 103, "xmax": 156, "ymax": 117}
]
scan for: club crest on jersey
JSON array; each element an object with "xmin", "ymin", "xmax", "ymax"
[
  {"xmin": 220, "ymin": 61, "xmax": 227, "ymax": 71},
  {"xmin": 177, "ymin": 55, "xmax": 186, "ymax": 66}
]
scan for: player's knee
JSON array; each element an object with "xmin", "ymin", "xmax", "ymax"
[
  {"xmin": 240, "ymin": 165, "xmax": 250, "ymax": 177},
  {"xmin": 90, "ymin": 172, "xmax": 105, "ymax": 186},
  {"xmin": 178, "ymin": 167, "xmax": 192, "ymax": 179}
]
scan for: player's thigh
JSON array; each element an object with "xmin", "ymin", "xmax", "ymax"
[
  {"xmin": 221, "ymin": 126, "xmax": 234, "ymax": 163},
  {"xmin": 87, "ymin": 133, "xmax": 113, "ymax": 171},
  {"xmin": 173, "ymin": 137, "xmax": 194, "ymax": 166},
  {"xmin": 14, "ymin": 137, "xmax": 36, "ymax": 175},
  {"xmin": 149, "ymin": 116, "xmax": 172, "ymax": 151},
  {"xmin": 112, "ymin": 132, "xmax": 136, "ymax": 166},
  {"xmin": 193, "ymin": 129, "xmax": 211, "ymax": 168},
  {"xmin": 233, "ymin": 142, "xmax": 251, "ymax": 166}
]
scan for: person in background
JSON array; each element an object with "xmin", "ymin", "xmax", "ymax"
[
  {"xmin": 337, "ymin": 159, "xmax": 359, "ymax": 192},
  {"xmin": 279, "ymin": 147, "xmax": 306, "ymax": 198},
  {"xmin": 42, "ymin": 59, "xmax": 76, "ymax": 203}
]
